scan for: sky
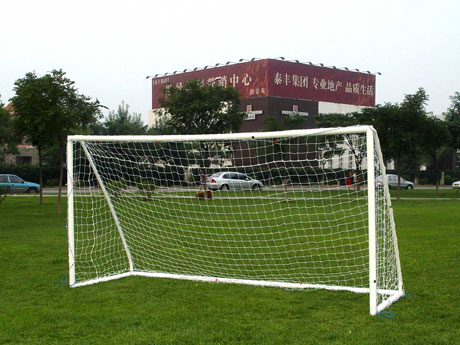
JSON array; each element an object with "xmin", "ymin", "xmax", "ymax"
[{"xmin": 1, "ymin": 0, "xmax": 459, "ymax": 124}]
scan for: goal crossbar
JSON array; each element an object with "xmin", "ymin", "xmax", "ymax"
[{"xmin": 67, "ymin": 125, "xmax": 370, "ymax": 143}]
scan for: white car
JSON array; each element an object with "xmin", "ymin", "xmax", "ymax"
[
  {"xmin": 376, "ymin": 174, "xmax": 414, "ymax": 190},
  {"xmin": 208, "ymin": 172, "xmax": 264, "ymax": 191},
  {"xmin": 452, "ymin": 181, "xmax": 460, "ymax": 189}
]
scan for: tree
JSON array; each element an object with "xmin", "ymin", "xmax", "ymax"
[
  {"xmin": 315, "ymin": 112, "xmax": 367, "ymax": 192},
  {"xmin": 263, "ymin": 113, "xmax": 311, "ymax": 164},
  {"xmin": 315, "ymin": 89, "xmax": 429, "ymax": 200},
  {"xmin": 384, "ymin": 88, "xmax": 428, "ymax": 199},
  {"xmin": 352, "ymin": 90, "xmax": 429, "ymax": 200},
  {"xmin": 12, "ymin": 70, "xmax": 104, "ymax": 213},
  {"xmin": 102, "ymin": 101, "xmax": 147, "ymax": 135},
  {"xmin": 159, "ymin": 79, "xmax": 245, "ymax": 135},
  {"xmin": 444, "ymin": 92, "xmax": 460, "ymax": 152},
  {"xmin": 421, "ymin": 116, "xmax": 451, "ymax": 196},
  {"xmin": 0, "ymin": 97, "xmax": 20, "ymax": 162},
  {"xmin": 264, "ymin": 112, "xmax": 309, "ymax": 132},
  {"xmin": 158, "ymin": 79, "xmax": 245, "ymax": 168},
  {"xmin": 12, "ymin": 73, "xmax": 56, "ymax": 204}
]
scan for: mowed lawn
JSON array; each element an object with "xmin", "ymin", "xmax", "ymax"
[
  {"xmin": 1, "ymin": 194, "xmax": 459, "ymax": 344},
  {"xmin": 71, "ymin": 190, "xmax": 371, "ymax": 288}
]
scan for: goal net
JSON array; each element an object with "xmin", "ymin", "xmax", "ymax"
[{"xmin": 67, "ymin": 126, "xmax": 404, "ymax": 315}]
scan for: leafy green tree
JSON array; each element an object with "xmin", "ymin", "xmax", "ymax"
[
  {"xmin": 421, "ymin": 116, "xmax": 451, "ymax": 196},
  {"xmin": 262, "ymin": 113, "xmax": 311, "ymax": 171},
  {"xmin": 0, "ymin": 97, "xmax": 20, "ymax": 162},
  {"xmin": 158, "ymin": 79, "xmax": 245, "ymax": 168},
  {"xmin": 264, "ymin": 112, "xmax": 309, "ymax": 132},
  {"xmin": 315, "ymin": 112, "xmax": 366, "ymax": 192},
  {"xmin": 102, "ymin": 101, "xmax": 147, "ymax": 135},
  {"xmin": 159, "ymin": 79, "xmax": 245, "ymax": 135},
  {"xmin": 316, "ymin": 89, "xmax": 429, "ymax": 200},
  {"xmin": 12, "ymin": 70, "xmax": 103, "ymax": 213},
  {"xmin": 12, "ymin": 73, "xmax": 56, "ymax": 204},
  {"xmin": 444, "ymin": 92, "xmax": 460, "ymax": 151},
  {"xmin": 314, "ymin": 112, "xmax": 358, "ymax": 128},
  {"xmin": 382, "ymin": 88, "xmax": 428, "ymax": 199}
]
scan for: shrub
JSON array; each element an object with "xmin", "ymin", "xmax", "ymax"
[
  {"xmin": 136, "ymin": 178, "xmax": 156, "ymax": 201},
  {"xmin": 46, "ymin": 179, "xmax": 59, "ymax": 187},
  {"xmin": 419, "ymin": 177, "xmax": 429, "ymax": 185},
  {"xmin": 106, "ymin": 179, "xmax": 127, "ymax": 201}
]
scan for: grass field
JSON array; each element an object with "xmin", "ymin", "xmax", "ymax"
[
  {"xmin": 72, "ymin": 189, "xmax": 372, "ymax": 290},
  {"xmin": 1, "ymin": 194, "xmax": 459, "ymax": 344}
]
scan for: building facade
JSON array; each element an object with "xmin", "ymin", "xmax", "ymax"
[{"xmin": 149, "ymin": 58, "xmax": 376, "ymax": 133}]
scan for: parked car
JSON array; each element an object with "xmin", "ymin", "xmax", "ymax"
[
  {"xmin": 376, "ymin": 174, "xmax": 414, "ymax": 189},
  {"xmin": 208, "ymin": 172, "xmax": 264, "ymax": 191},
  {"xmin": 0, "ymin": 174, "xmax": 40, "ymax": 193},
  {"xmin": 452, "ymin": 181, "xmax": 460, "ymax": 189}
]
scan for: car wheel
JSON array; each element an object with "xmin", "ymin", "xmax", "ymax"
[
  {"xmin": 220, "ymin": 184, "xmax": 229, "ymax": 191},
  {"xmin": 27, "ymin": 187, "xmax": 38, "ymax": 193},
  {"xmin": 407, "ymin": 185, "xmax": 414, "ymax": 190},
  {"xmin": 251, "ymin": 184, "xmax": 261, "ymax": 191}
]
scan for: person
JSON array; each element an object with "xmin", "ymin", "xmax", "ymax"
[
  {"xmin": 199, "ymin": 169, "xmax": 208, "ymax": 191},
  {"xmin": 346, "ymin": 171, "xmax": 353, "ymax": 191},
  {"xmin": 197, "ymin": 169, "xmax": 211, "ymax": 200},
  {"xmin": 353, "ymin": 170, "xmax": 359, "ymax": 192}
]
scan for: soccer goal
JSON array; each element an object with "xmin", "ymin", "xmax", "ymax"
[{"xmin": 67, "ymin": 125, "xmax": 404, "ymax": 315}]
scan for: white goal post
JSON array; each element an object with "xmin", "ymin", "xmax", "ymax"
[{"xmin": 67, "ymin": 125, "xmax": 404, "ymax": 315}]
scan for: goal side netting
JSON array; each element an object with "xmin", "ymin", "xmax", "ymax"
[{"xmin": 67, "ymin": 126, "xmax": 404, "ymax": 315}]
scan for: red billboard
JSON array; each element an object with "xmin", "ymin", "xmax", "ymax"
[{"xmin": 151, "ymin": 59, "xmax": 375, "ymax": 109}]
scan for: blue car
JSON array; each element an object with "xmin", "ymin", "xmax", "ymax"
[{"xmin": 0, "ymin": 174, "xmax": 40, "ymax": 193}]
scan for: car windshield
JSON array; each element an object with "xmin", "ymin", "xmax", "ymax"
[{"xmin": 211, "ymin": 172, "xmax": 224, "ymax": 177}]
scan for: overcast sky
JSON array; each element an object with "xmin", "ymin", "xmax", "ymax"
[{"xmin": 2, "ymin": 0, "xmax": 459, "ymax": 124}]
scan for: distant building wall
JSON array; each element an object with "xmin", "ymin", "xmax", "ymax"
[
  {"xmin": 318, "ymin": 101, "xmax": 369, "ymax": 115},
  {"xmin": 2, "ymin": 103, "xmax": 39, "ymax": 165},
  {"xmin": 5, "ymin": 144, "xmax": 39, "ymax": 165}
]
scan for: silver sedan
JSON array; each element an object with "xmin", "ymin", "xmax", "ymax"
[{"xmin": 208, "ymin": 172, "xmax": 264, "ymax": 191}]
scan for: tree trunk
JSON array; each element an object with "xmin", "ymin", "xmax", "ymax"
[
  {"xmin": 434, "ymin": 154, "xmax": 439, "ymax": 198},
  {"xmin": 38, "ymin": 147, "xmax": 43, "ymax": 205},
  {"xmin": 282, "ymin": 178, "xmax": 290, "ymax": 202},
  {"xmin": 396, "ymin": 157, "xmax": 401, "ymax": 201},
  {"xmin": 57, "ymin": 142, "xmax": 65, "ymax": 215},
  {"xmin": 435, "ymin": 172, "xmax": 440, "ymax": 197}
]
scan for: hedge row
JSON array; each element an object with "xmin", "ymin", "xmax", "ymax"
[
  {"xmin": 1, "ymin": 163, "xmax": 459, "ymax": 187},
  {"xmin": 388, "ymin": 170, "xmax": 460, "ymax": 185},
  {"xmin": 0, "ymin": 164, "xmax": 64, "ymax": 186}
]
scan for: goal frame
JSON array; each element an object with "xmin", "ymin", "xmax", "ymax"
[{"xmin": 67, "ymin": 125, "xmax": 404, "ymax": 315}]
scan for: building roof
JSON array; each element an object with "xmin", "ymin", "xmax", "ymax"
[{"xmin": 147, "ymin": 57, "xmax": 381, "ymax": 79}]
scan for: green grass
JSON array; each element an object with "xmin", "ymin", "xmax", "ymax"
[
  {"xmin": 1, "ymin": 195, "xmax": 459, "ymax": 344},
  {"xmin": 73, "ymin": 190, "xmax": 371, "ymax": 287}
]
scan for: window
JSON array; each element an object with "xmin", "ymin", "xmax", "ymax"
[
  {"xmin": 0, "ymin": 176, "xmax": 8, "ymax": 183},
  {"xmin": 229, "ymin": 173, "xmax": 239, "ymax": 180},
  {"xmin": 16, "ymin": 156, "xmax": 32, "ymax": 165},
  {"xmin": 9, "ymin": 176, "xmax": 23, "ymax": 183}
]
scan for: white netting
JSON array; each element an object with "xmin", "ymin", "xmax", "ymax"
[{"xmin": 68, "ymin": 128, "xmax": 403, "ymax": 314}]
